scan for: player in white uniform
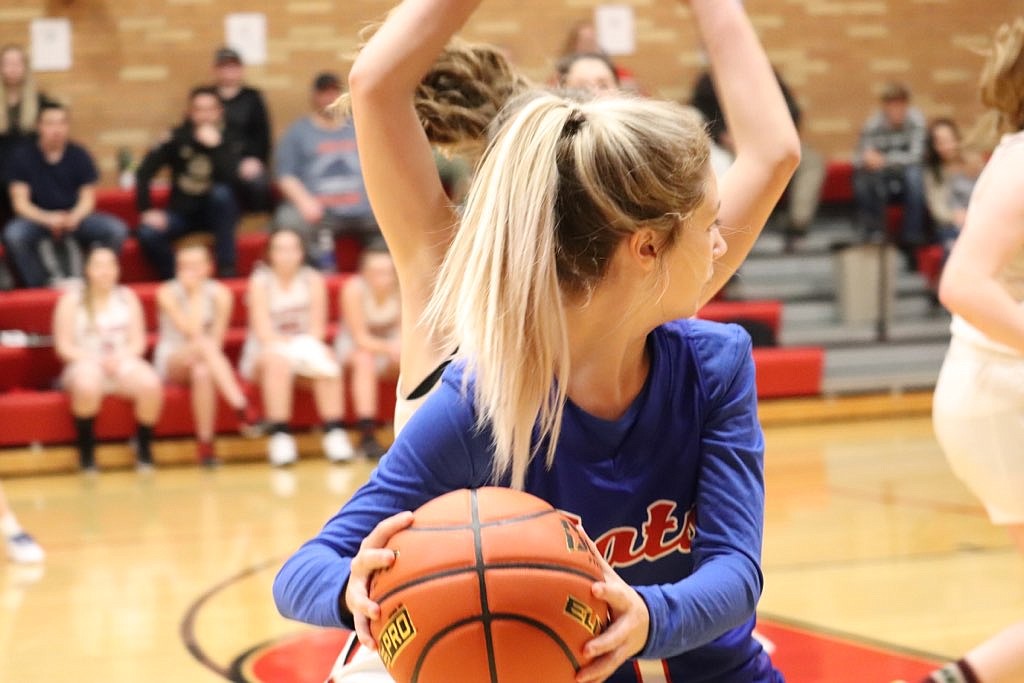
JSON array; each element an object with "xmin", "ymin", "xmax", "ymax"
[
  {"xmin": 335, "ymin": 242, "xmax": 400, "ymax": 460},
  {"xmin": 929, "ymin": 17, "xmax": 1024, "ymax": 683},
  {"xmin": 323, "ymin": 0, "xmax": 799, "ymax": 679},
  {"xmin": 239, "ymin": 228, "xmax": 352, "ymax": 466},
  {"xmin": 154, "ymin": 245, "xmax": 259, "ymax": 466},
  {"xmin": 52, "ymin": 246, "xmax": 163, "ymax": 471}
]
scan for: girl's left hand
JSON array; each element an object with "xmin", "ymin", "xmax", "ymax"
[{"xmin": 576, "ymin": 540, "xmax": 650, "ymax": 683}]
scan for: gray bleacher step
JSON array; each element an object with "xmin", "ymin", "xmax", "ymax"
[
  {"xmin": 728, "ymin": 270, "xmax": 930, "ymax": 302},
  {"xmin": 780, "ymin": 317, "xmax": 951, "ymax": 347},
  {"xmin": 781, "ymin": 298, "xmax": 940, "ymax": 325},
  {"xmin": 749, "ymin": 224, "xmax": 861, "ymax": 257},
  {"xmin": 821, "ymin": 342, "xmax": 948, "ymax": 395}
]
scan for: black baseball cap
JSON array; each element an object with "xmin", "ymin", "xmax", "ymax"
[
  {"xmin": 313, "ymin": 72, "xmax": 342, "ymax": 91},
  {"xmin": 214, "ymin": 47, "xmax": 243, "ymax": 66}
]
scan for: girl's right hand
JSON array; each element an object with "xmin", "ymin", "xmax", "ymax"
[{"xmin": 343, "ymin": 510, "xmax": 415, "ymax": 649}]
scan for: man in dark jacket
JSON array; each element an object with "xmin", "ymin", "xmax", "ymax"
[
  {"xmin": 135, "ymin": 86, "xmax": 242, "ymax": 279},
  {"xmin": 212, "ymin": 47, "xmax": 272, "ymax": 213}
]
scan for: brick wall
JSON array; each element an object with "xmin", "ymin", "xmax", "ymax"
[{"xmin": 2, "ymin": 0, "xmax": 1021, "ymax": 183}]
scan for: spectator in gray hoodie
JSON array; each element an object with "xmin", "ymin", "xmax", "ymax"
[{"xmin": 853, "ymin": 82, "xmax": 928, "ymax": 263}]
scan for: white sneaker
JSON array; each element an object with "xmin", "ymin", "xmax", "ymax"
[
  {"xmin": 323, "ymin": 428, "xmax": 355, "ymax": 463},
  {"xmin": 268, "ymin": 432, "xmax": 298, "ymax": 467},
  {"xmin": 6, "ymin": 532, "xmax": 45, "ymax": 564}
]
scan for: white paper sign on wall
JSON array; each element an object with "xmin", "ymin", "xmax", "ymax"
[
  {"xmin": 225, "ymin": 13, "xmax": 267, "ymax": 66},
  {"xmin": 30, "ymin": 18, "xmax": 72, "ymax": 72},
  {"xmin": 594, "ymin": 5, "xmax": 636, "ymax": 57}
]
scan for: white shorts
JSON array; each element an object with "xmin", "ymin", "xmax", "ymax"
[
  {"xmin": 60, "ymin": 356, "xmax": 149, "ymax": 396},
  {"xmin": 933, "ymin": 337, "xmax": 1024, "ymax": 524},
  {"xmin": 335, "ymin": 332, "xmax": 392, "ymax": 375},
  {"xmin": 326, "ymin": 632, "xmax": 391, "ymax": 683},
  {"xmin": 238, "ymin": 334, "xmax": 340, "ymax": 381}
]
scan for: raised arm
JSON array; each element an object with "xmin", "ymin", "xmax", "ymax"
[
  {"xmin": 939, "ymin": 146, "xmax": 1024, "ymax": 354},
  {"xmin": 688, "ymin": 0, "xmax": 801, "ymax": 304},
  {"xmin": 347, "ymin": 0, "xmax": 481, "ymax": 385}
]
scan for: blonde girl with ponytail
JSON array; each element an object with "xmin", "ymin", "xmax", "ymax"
[
  {"xmin": 929, "ymin": 17, "xmax": 1024, "ymax": 683},
  {"xmin": 276, "ymin": 1, "xmax": 799, "ymax": 681}
]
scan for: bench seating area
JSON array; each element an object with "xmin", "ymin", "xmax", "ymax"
[{"xmin": 2, "ymin": 170, "xmax": 887, "ymax": 451}]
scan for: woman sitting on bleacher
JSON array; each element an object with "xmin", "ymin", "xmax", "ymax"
[
  {"xmin": 52, "ymin": 246, "xmax": 163, "ymax": 471},
  {"xmin": 154, "ymin": 244, "xmax": 259, "ymax": 467},
  {"xmin": 334, "ymin": 241, "xmax": 400, "ymax": 460},
  {"xmin": 238, "ymin": 228, "xmax": 351, "ymax": 466}
]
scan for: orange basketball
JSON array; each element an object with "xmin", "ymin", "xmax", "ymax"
[{"xmin": 368, "ymin": 487, "xmax": 609, "ymax": 683}]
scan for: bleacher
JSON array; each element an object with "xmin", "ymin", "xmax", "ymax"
[{"xmin": 0, "ymin": 160, "xmax": 948, "ymax": 456}]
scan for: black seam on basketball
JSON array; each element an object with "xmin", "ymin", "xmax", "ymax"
[
  {"xmin": 408, "ymin": 613, "xmax": 583, "ymax": 682},
  {"xmin": 489, "ymin": 613, "xmax": 582, "ymax": 670},
  {"xmin": 403, "ymin": 508, "xmax": 558, "ymax": 532},
  {"xmin": 372, "ymin": 563, "xmax": 600, "ymax": 605},
  {"xmin": 410, "ymin": 615, "xmax": 484, "ymax": 683},
  {"xmin": 472, "ymin": 489, "xmax": 500, "ymax": 683}
]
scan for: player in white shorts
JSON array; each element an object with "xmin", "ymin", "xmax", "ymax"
[
  {"xmin": 153, "ymin": 244, "xmax": 259, "ymax": 465},
  {"xmin": 239, "ymin": 228, "xmax": 351, "ymax": 466},
  {"xmin": 334, "ymin": 241, "xmax": 400, "ymax": 460},
  {"xmin": 929, "ymin": 17, "xmax": 1024, "ymax": 683},
  {"xmin": 321, "ymin": 0, "xmax": 798, "ymax": 679},
  {"xmin": 52, "ymin": 246, "xmax": 163, "ymax": 471}
]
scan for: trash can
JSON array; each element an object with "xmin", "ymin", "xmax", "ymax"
[{"xmin": 833, "ymin": 243, "xmax": 899, "ymax": 325}]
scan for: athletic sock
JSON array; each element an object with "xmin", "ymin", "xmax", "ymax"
[
  {"xmin": 925, "ymin": 660, "xmax": 980, "ymax": 683},
  {"xmin": 356, "ymin": 418, "xmax": 376, "ymax": 439},
  {"xmin": 323, "ymin": 419, "xmax": 345, "ymax": 433},
  {"xmin": 0, "ymin": 513, "xmax": 23, "ymax": 538},
  {"xmin": 74, "ymin": 417, "xmax": 96, "ymax": 469},
  {"xmin": 268, "ymin": 422, "xmax": 290, "ymax": 435},
  {"xmin": 135, "ymin": 424, "xmax": 154, "ymax": 465}
]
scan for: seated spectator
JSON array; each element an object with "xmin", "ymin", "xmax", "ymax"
[
  {"xmin": 559, "ymin": 20, "xmax": 640, "ymax": 92},
  {"xmin": 691, "ymin": 69, "xmax": 824, "ymax": 251},
  {"xmin": 238, "ymin": 229, "xmax": 350, "ymax": 466},
  {"xmin": 274, "ymin": 72, "xmax": 379, "ymax": 271},
  {"xmin": 2, "ymin": 102, "xmax": 127, "ymax": 288},
  {"xmin": 136, "ymin": 86, "xmax": 242, "ymax": 279},
  {"xmin": 1, "ymin": 483, "xmax": 43, "ymax": 563},
  {"xmin": 153, "ymin": 245, "xmax": 260, "ymax": 466},
  {"xmin": 0, "ymin": 45, "xmax": 55, "ymax": 222},
  {"xmin": 853, "ymin": 82, "xmax": 928, "ymax": 260},
  {"xmin": 212, "ymin": 47, "xmax": 272, "ymax": 213},
  {"xmin": 925, "ymin": 118, "xmax": 981, "ymax": 258},
  {"xmin": 335, "ymin": 241, "xmax": 400, "ymax": 460},
  {"xmin": 52, "ymin": 246, "xmax": 163, "ymax": 471},
  {"xmin": 555, "ymin": 52, "xmax": 619, "ymax": 95}
]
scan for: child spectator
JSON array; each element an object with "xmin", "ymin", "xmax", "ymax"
[
  {"xmin": 559, "ymin": 20, "xmax": 640, "ymax": 92},
  {"xmin": 925, "ymin": 118, "xmax": 980, "ymax": 258},
  {"xmin": 153, "ymin": 245, "xmax": 260, "ymax": 466},
  {"xmin": 3, "ymin": 102, "xmax": 127, "ymax": 287},
  {"xmin": 274, "ymin": 72, "xmax": 379, "ymax": 271},
  {"xmin": 556, "ymin": 52, "xmax": 620, "ymax": 96},
  {"xmin": 238, "ymin": 229, "xmax": 351, "ymax": 466},
  {"xmin": 212, "ymin": 47, "xmax": 272, "ymax": 213},
  {"xmin": 136, "ymin": 86, "xmax": 243, "ymax": 279},
  {"xmin": 335, "ymin": 242, "xmax": 400, "ymax": 460},
  {"xmin": 52, "ymin": 246, "xmax": 163, "ymax": 471}
]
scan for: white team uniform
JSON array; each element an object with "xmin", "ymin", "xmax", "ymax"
[
  {"xmin": 152, "ymin": 280, "xmax": 217, "ymax": 378},
  {"xmin": 933, "ymin": 130, "xmax": 1024, "ymax": 524},
  {"xmin": 334, "ymin": 275, "xmax": 400, "ymax": 374},
  {"xmin": 238, "ymin": 265, "xmax": 340, "ymax": 381},
  {"xmin": 60, "ymin": 285, "xmax": 140, "ymax": 393}
]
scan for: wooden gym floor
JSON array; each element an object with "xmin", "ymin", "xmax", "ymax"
[{"xmin": 1, "ymin": 393, "xmax": 1021, "ymax": 682}]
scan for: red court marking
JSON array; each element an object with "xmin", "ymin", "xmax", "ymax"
[
  {"xmin": 247, "ymin": 629, "xmax": 349, "ymax": 683},
  {"xmin": 240, "ymin": 620, "xmax": 940, "ymax": 683},
  {"xmin": 758, "ymin": 620, "xmax": 939, "ymax": 682}
]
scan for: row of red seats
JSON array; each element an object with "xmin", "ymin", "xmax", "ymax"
[{"xmin": 0, "ymin": 274, "xmax": 400, "ymax": 447}]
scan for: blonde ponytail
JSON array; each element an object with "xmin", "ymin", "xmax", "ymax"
[
  {"xmin": 425, "ymin": 96, "xmax": 576, "ymax": 489},
  {"xmin": 426, "ymin": 91, "xmax": 711, "ymax": 489}
]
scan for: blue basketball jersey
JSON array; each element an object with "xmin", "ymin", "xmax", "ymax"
[{"xmin": 274, "ymin": 319, "xmax": 780, "ymax": 683}]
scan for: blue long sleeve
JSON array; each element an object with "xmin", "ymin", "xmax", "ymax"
[
  {"xmin": 635, "ymin": 331, "xmax": 765, "ymax": 659},
  {"xmin": 272, "ymin": 388, "xmax": 487, "ymax": 626}
]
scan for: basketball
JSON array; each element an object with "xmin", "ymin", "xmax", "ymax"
[{"xmin": 367, "ymin": 487, "xmax": 610, "ymax": 683}]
